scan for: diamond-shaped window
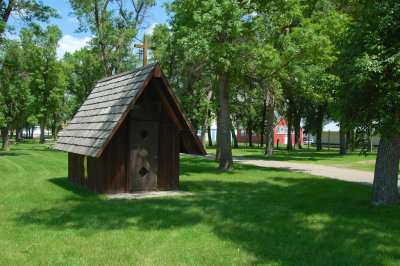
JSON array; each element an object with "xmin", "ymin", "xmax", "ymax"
[
  {"xmin": 138, "ymin": 167, "xmax": 149, "ymax": 177},
  {"xmin": 140, "ymin": 129, "xmax": 149, "ymax": 140}
]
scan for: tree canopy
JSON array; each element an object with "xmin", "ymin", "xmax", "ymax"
[
  {"xmin": 70, "ymin": 0, "xmax": 155, "ymax": 76},
  {"xmin": 0, "ymin": 0, "xmax": 59, "ymax": 40},
  {"xmin": 336, "ymin": 0, "xmax": 400, "ymax": 205}
]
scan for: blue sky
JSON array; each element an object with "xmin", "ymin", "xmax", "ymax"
[{"xmin": 8, "ymin": 0, "xmax": 170, "ymax": 58}]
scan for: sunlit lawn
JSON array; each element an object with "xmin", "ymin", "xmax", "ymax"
[
  {"xmin": 206, "ymin": 143, "xmax": 380, "ymax": 172},
  {"xmin": 1, "ymin": 140, "xmax": 399, "ymax": 265}
]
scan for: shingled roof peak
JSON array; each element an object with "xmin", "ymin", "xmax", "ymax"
[
  {"xmin": 98, "ymin": 62, "xmax": 158, "ymax": 83},
  {"xmin": 55, "ymin": 62, "xmax": 206, "ymax": 158},
  {"xmin": 55, "ymin": 63, "xmax": 158, "ymax": 157}
]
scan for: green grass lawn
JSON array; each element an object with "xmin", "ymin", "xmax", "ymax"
[
  {"xmin": 1, "ymin": 140, "xmax": 400, "ymax": 265},
  {"xmin": 206, "ymin": 143, "xmax": 380, "ymax": 172}
]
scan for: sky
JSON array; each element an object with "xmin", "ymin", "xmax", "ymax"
[{"xmin": 8, "ymin": 0, "xmax": 170, "ymax": 59}]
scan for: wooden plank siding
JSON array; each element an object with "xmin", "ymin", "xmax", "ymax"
[
  {"xmin": 158, "ymin": 107, "xmax": 180, "ymax": 190},
  {"xmin": 67, "ymin": 83, "xmax": 182, "ymax": 193},
  {"xmin": 68, "ymin": 118, "xmax": 129, "ymax": 193}
]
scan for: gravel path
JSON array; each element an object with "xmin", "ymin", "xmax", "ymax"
[{"xmin": 190, "ymin": 154, "xmax": 400, "ymax": 188}]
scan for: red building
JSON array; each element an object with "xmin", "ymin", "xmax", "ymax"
[{"xmin": 236, "ymin": 118, "xmax": 303, "ymax": 145}]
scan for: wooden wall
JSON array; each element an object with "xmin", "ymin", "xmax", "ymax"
[
  {"xmin": 68, "ymin": 118, "xmax": 128, "ymax": 194},
  {"xmin": 158, "ymin": 112, "xmax": 180, "ymax": 190},
  {"xmin": 68, "ymin": 81, "xmax": 182, "ymax": 193},
  {"xmin": 135, "ymin": 82, "xmax": 181, "ymax": 191}
]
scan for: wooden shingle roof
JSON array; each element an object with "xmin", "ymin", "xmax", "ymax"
[
  {"xmin": 55, "ymin": 63, "xmax": 156, "ymax": 157},
  {"xmin": 55, "ymin": 63, "xmax": 206, "ymax": 158}
]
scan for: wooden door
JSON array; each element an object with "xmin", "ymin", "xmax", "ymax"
[{"xmin": 130, "ymin": 120, "xmax": 159, "ymax": 191}]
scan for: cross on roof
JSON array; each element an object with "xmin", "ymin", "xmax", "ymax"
[{"xmin": 134, "ymin": 35, "xmax": 156, "ymax": 67}]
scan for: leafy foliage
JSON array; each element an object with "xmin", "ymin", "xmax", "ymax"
[
  {"xmin": 0, "ymin": 39, "xmax": 30, "ymax": 130},
  {"xmin": 63, "ymin": 47, "xmax": 105, "ymax": 117},
  {"xmin": 337, "ymin": 1, "xmax": 400, "ymax": 140},
  {"xmin": 70, "ymin": 0, "xmax": 155, "ymax": 75},
  {"xmin": 0, "ymin": 0, "xmax": 59, "ymax": 40},
  {"xmin": 20, "ymin": 23, "xmax": 66, "ymax": 142}
]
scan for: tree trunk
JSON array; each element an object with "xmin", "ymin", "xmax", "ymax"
[
  {"xmin": 350, "ymin": 131, "xmax": 355, "ymax": 151},
  {"xmin": 231, "ymin": 120, "xmax": 238, "ymax": 148},
  {"xmin": 248, "ymin": 120, "xmax": 253, "ymax": 147},
  {"xmin": 200, "ymin": 116, "xmax": 207, "ymax": 150},
  {"xmin": 368, "ymin": 127, "xmax": 373, "ymax": 152},
  {"xmin": 339, "ymin": 122, "xmax": 346, "ymax": 155},
  {"xmin": 93, "ymin": 0, "xmax": 113, "ymax": 76},
  {"xmin": 0, "ymin": 0, "xmax": 14, "ymax": 39},
  {"xmin": 52, "ymin": 113, "xmax": 58, "ymax": 140},
  {"xmin": 215, "ymin": 111, "xmax": 221, "ymax": 162},
  {"xmin": 200, "ymin": 90, "xmax": 213, "ymax": 150},
  {"xmin": 315, "ymin": 106, "xmax": 324, "ymax": 151},
  {"xmin": 1, "ymin": 127, "xmax": 9, "ymax": 151},
  {"xmin": 346, "ymin": 130, "xmax": 351, "ymax": 151},
  {"xmin": 217, "ymin": 72, "xmax": 234, "ymax": 171},
  {"xmin": 371, "ymin": 135, "xmax": 400, "ymax": 206},
  {"xmin": 207, "ymin": 126, "xmax": 213, "ymax": 147},
  {"xmin": 260, "ymin": 98, "xmax": 266, "ymax": 147},
  {"xmin": 316, "ymin": 126, "xmax": 322, "ymax": 151},
  {"xmin": 40, "ymin": 117, "xmax": 45, "ymax": 144},
  {"xmin": 294, "ymin": 113, "xmax": 302, "ymax": 150},
  {"xmin": 15, "ymin": 127, "xmax": 21, "ymax": 142},
  {"xmin": 287, "ymin": 120, "xmax": 293, "ymax": 150},
  {"xmin": 264, "ymin": 94, "xmax": 275, "ymax": 156}
]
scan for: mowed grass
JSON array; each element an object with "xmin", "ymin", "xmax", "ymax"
[
  {"xmin": 207, "ymin": 143, "xmax": 380, "ymax": 172},
  {"xmin": 1, "ymin": 140, "xmax": 400, "ymax": 265}
]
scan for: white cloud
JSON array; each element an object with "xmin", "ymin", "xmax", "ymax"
[
  {"xmin": 67, "ymin": 17, "xmax": 79, "ymax": 23},
  {"xmin": 57, "ymin": 35, "xmax": 91, "ymax": 59},
  {"xmin": 4, "ymin": 32, "xmax": 20, "ymax": 41},
  {"xmin": 145, "ymin": 23, "xmax": 158, "ymax": 35},
  {"xmin": 10, "ymin": 9, "xmax": 27, "ymax": 19}
]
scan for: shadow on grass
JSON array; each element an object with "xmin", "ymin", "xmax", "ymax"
[
  {"xmin": 48, "ymin": 178, "xmax": 99, "ymax": 198},
  {"xmin": 15, "ymin": 158, "xmax": 400, "ymax": 265},
  {"xmin": 0, "ymin": 151, "xmax": 29, "ymax": 157}
]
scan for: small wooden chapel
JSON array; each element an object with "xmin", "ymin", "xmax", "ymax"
[{"xmin": 55, "ymin": 63, "xmax": 206, "ymax": 194}]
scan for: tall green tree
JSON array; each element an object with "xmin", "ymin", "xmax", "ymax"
[
  {"xmin": 303, "ymin": 67, "xmax": 339, "ymax": 151},
  {"xmin": 0, "ymin": 0, "xmax": 59, "ymax": 40},
  {"xmin": 70, "ymin": 0, "xmax": 155, "ymax": 76},
  {"xmin": 20, "ymin": 24, "xmax": 65, "ymax": 144},
  {"xmin": 337, "ymin": 1, "xmax": 400, "ymax": 206},
  {"xmin": 63, "ymin": 47, "xmax": 105, "ymax": 116},
  {"xmin": 151, "ymin": 23, "xmax": 214, "ymax": 150},
  {"xmin": 0, "ymin": 39, "xmax": 30, "ymax": 150},
  {"xmin": 166, "ymin": 0, "xmax": 258, "ymax": 171},
  {"xmin": 246, "ymin": 0, "xmax": 340, "ymax": 154}
]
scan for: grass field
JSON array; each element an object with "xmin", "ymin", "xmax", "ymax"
[
  {"xmin": 1, "ymin": 140, "xmax": 400, "ymax": 265},
  {"xmin": 206, "ymin": 143, "xmax": 380, "ymax": 172}
]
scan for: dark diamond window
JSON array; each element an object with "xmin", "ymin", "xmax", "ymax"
[
  {"xmin": 138, "ymin": 167, "xmax": 148, "ymax": 177},
  {"xmin": 140, "ymin": 129, "xmax": 149, "ymax": 140}
]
